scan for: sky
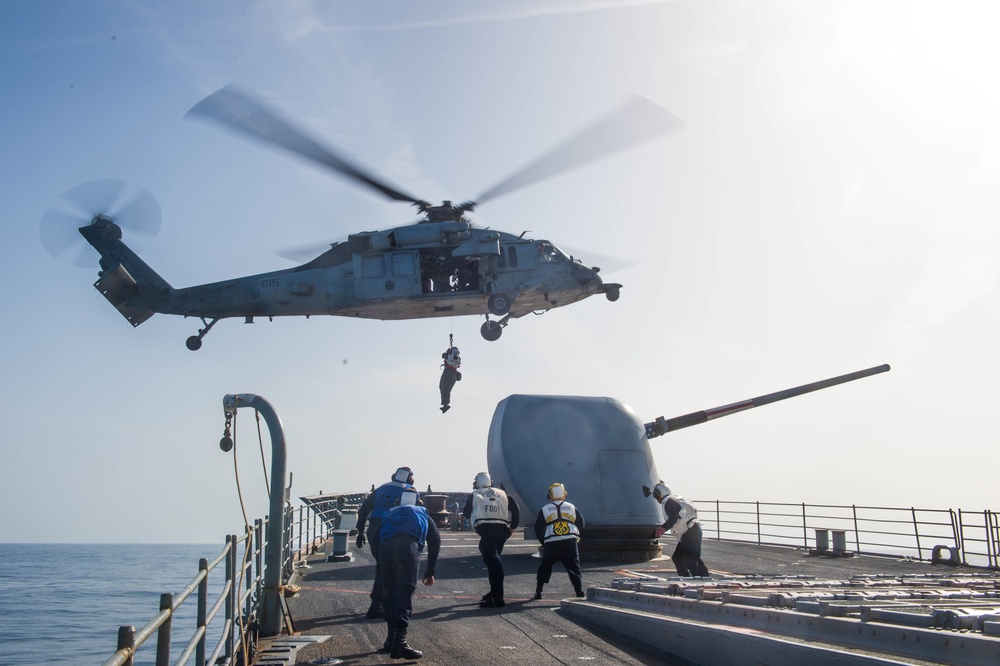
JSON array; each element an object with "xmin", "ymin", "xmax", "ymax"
[{"xmin": 2, "ymin": 0, "xmax": 998, "ymax": 543}]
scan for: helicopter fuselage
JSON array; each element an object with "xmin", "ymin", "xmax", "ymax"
[
  {"xmin": 52, "ymin": 85, "xmax": 681, "ymax": 350},
  {"xmin": 80, "ymin": 217, "xmax": 621, "ymax": 349}
]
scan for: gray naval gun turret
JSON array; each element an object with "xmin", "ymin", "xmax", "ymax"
[{"xmin": 486, "ymin": 364, "xmax": 890, "ymax": 562}]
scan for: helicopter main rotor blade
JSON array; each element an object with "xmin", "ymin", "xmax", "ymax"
[
  {"xmin": 275, "ymin": 239, "xmax": 339, "ymax": 263},
  {"xmin": 474, "ymin": 95, "xmax": 683, "ymax": 207},
  {"xmin": 557, "ymin": 243, "xmax": 637, "ymax": 274},
  {"xmin": 187, "ymin": 85, "xmax": 424, "ymax": 205}
]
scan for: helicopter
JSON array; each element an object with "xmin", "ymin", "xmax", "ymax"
[{"xmin": 41, "ymin": 85, "xmax": 681, "ymax": 351}]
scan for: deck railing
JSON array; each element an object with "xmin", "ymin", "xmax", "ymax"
[
  {"xmin": 101, "ymin": 498, "xmax": 999, "ymax": 663},
  {"xmin": 695, "ymin": 500, "xmax": 1000, "ymax": 569},
  {"xmin": 101, "ymin": 504, "xmax": 329, "ymax": 666}
]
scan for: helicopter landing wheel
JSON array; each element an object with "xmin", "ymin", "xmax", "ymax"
[
  {"xmin": 185, "ymin": 317, "xmax": 219, "ymax": 351},
  {"xmin": 487, "ymin": 293, "xmax": 512, "ymax": 316},
  {"xmin": 605, "ymin": 287, "xmax": 620, "ymax": 302},
  {"xmin": 481, "ymin": 320, "xmax": 503, "ymax": 342}
]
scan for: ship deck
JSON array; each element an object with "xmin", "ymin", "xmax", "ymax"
[{"xmin": 264, "ymin": 532, "xmax": 999, "ymax": 665}]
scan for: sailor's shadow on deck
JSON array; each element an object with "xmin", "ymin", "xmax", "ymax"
[
  {"xmin": 412, "ymin": 598, "xmax": 556, "ymax": 622},
  {"xmin": 410, "ymin": 602, "xmax": 482, "ymax": 623},
  {"xmin": 302, "ymin": 552, "xmax": 543, "ymax": 582},
  {"xmin": 293, "ymin": 612, "xmax": 385, "ymax": 632},
  {"xmin": 299, "ymin": 562, "xmax": 380, "ymax": 582},
  {"xmin": 295, "ymin": 597, "xmax": 570, "ymax": 634}
]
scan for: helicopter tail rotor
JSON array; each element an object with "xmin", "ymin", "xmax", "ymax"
[{"xmin": 40, "ymin": 179, "xmax": 161, "ymax": 266}]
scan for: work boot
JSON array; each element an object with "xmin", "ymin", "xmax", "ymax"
[
  {"xmin": 390, "ymin": 628, "xmax": 423, "ymax": 659},
  {"xmin": 440, "ymin": 404, "xmax": 450, "ymax": 413},
  {"xmin": 365, "ymin": 601, "xmax": 385, "ymax": 619},
  {"xmin": 575, "ymin": 589, "xmax": 586, "ymax": 598},
  {"xmin": 532, "ymin": 585, "xmax": 543, "ymax": 600},
  {"xmin": 377, "ymin": 625, "xmax": 396, "ymax": 653},
  {"xmin": 479, "ymin": 596, "xmax": 505, "ymax": 607}
]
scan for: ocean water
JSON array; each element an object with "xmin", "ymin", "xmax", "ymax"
[{"xmin": 0, "ymin": 543, "xmax": 227, "ymax": 666}]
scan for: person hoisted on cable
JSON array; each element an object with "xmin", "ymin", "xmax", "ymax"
[{"xmin": 439, "ymin": 335, "xmax": 462, "ymax": 413}]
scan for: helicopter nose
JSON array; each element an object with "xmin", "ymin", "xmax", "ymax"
[{"xmin": 571, "ymin": 261, "xmax": 602, "ymax": 286}]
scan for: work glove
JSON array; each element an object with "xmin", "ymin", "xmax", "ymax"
[
  {"xmin": 455, "ymin": 371, "xmax": 462, "ymax": 381},
  {"xmin": 356, "ymin": 533, "xmax": 366, "ymax": 548}
]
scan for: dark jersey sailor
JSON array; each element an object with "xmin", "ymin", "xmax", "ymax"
[
  {"xmin": 377, "ymin": 487, "xmax": 440, "ymax": 659},
  {"xmin": 355, "ymin": 466, "xmax": 417, "ymax": 618}
]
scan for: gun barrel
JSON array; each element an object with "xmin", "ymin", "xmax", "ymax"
[{"xmin": 644, "ymin": 363, "xmax": 890, "ymax": 439}]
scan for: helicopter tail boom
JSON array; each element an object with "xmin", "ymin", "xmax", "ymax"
[{"xmin": 79, "ymin": 220, "xmax": 175, "ymax": 327}]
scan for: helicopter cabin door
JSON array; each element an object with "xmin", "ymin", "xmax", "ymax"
[
  {"xmin": 451, "ymin": 232, "xmax": 500, "ymax": 294},
  {"xmin": 354, "ymin": 251, "xmax": 422, "ymax": 300}
]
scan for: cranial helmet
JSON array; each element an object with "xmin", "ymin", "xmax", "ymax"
[
  {"xmin": 473, "ymin": 472, "xmax": 492, "ymax": 489},
  {"xmin": 652, "ymin": 481, "xmax": 670, "ymax": 502},
  {"xmin": 393, "ymin": 466, "xmax": 414, "ymax": 485},
  {"xmin": 399, "ymin": 488, "xmax": 419, "ymax": 506},
  {"xmin": 547, "ymin": 483, "xmax": 567, "ymax": 501}
]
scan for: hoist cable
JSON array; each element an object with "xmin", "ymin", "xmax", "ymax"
[{"xmin": 231, "ymin": 417, "xmax": 251, "ymax": 529}]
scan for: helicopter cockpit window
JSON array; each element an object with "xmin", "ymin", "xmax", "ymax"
[
  {"xmin": 391, "ymin": 253, "xmax": 415, "ymax": 276},
  {"xmin": 361, "ymin": 255, "xmax": 385, "ymax": 278},
  {"xmin": 537, "ymin": 241, "xmax": 566, "ymax": 263}
]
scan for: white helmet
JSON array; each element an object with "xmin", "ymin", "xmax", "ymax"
[
  {"xmin": 652, "ymin": 482, "xmax": 670, "ymax": 502},
  {"xmin": 547, "ymin": 483, "xmax": 567, "ymax": 501},
  {"xmin": 473, "ymin": 472, "xmax": 492, "ymax": 489}
]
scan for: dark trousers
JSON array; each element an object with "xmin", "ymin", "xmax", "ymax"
[
  {"xmin": 366, "ymin": 520, "xmax": 383, "ymax": 604},
  {"xmin": 537, "ymin": 538, "xmax": 583, "ymax": 593},
  {"xmin": 671, "ymin": 523, "xmax": 710, "ymax": 577},
  {"xmin": 378, "ymin": 534, "xmax": 421, "ymax": 629},
  {"xmin": 477, "ymin": 525, "xmax": 510, "ymax": 599},
  {"xmin": 439, "ymin": 367, "xmax": 458, "ymax": 406}
]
